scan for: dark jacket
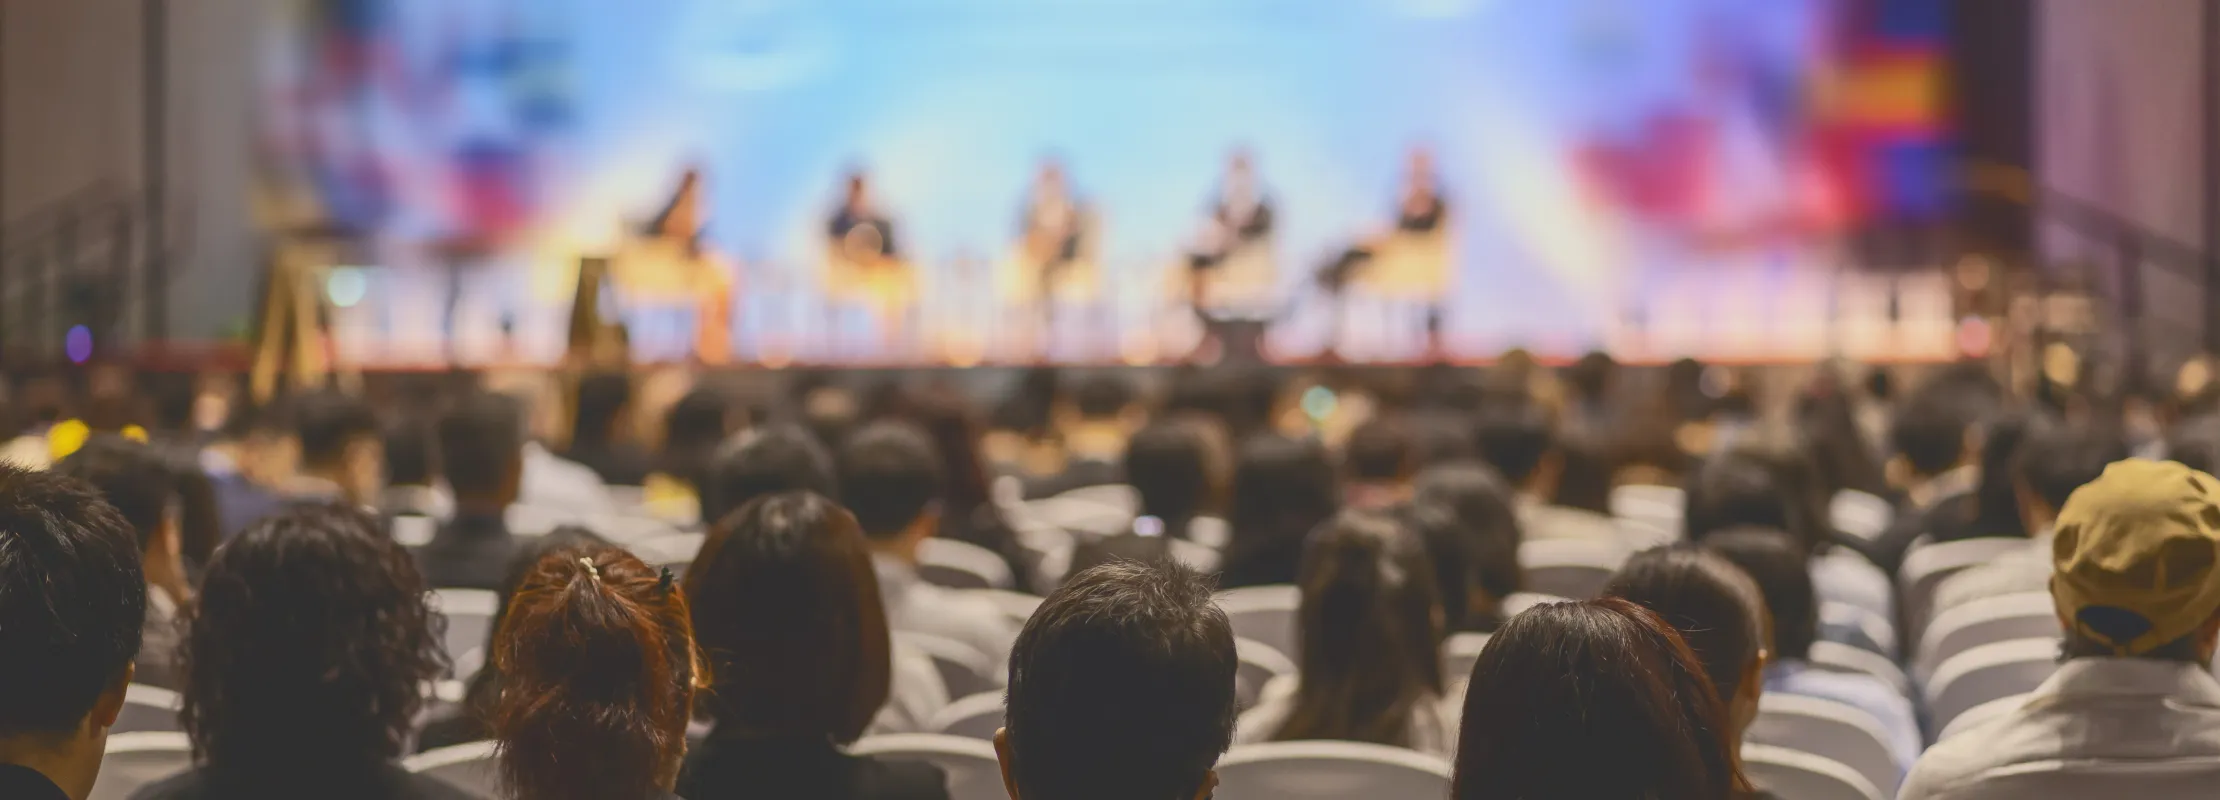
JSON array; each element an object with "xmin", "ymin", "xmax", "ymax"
[
  {"xmin": 677, "ymin": 734, "xmax": 948, "ymax": 800},
  {"xmin": 411, "ymin": 511, "xmax": 519, "ymax": 592},
  {"xmin": 130, "ymin": 763, "xmax": 478, "ymax": 800}
]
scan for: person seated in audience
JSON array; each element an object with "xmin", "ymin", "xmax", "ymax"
[
  {"xmin": 1236, "ymin": 509, "xmax": 1456, "ymax": 757},
  {"xmin": 1124, "ymin": 419, "xmax": 1223, "ymax": 544},
  {"xmin": 1413, "ymin": 463, "xmax": 1523, "ymax": 633},
  {"xmin": 997, "ymin": 561, "xmax": 1237, "ymax": 800},
  {"xmin": 1685, "ymin": 435, "xmax": 1893, "ymax": 622},
  {"xmin": 1603, "ymin": 547, "xmax": 1776, "ymax": 791},
  {"xmin": 841, "ymin": 422, "xmax": 1020, "ymax": 663},
  {"xmin": 644, "ymin": 387, "xmax": 741, "ymax": 524},
  {"xmin": 561, "ymin": 371, "xmax": 655, "ymax": 487},
  {"xmin": 280, "ymin": 390, "xmax": 386, "ymax": 508},
  {"xmin": 1865, "ymin": 382, "xmax": 1994, "ymax": 571},
  {"xmin": 378, "ymin": 418, "xmax": 449, "ymax": 520},
  {"xmin": 198, "ymin": 400, "xmax": 291, "ymax": 541},
  {"xmin": 489, "ymin": 545, "xmax": 700, "ymax": 800},
  {"xmin": 1475, "ymin": 405, "xmax": 1617, "ymax": 541},
  {"xmin": 51, "ymin": 436, "xmax": 193, "ymax": 689},
  {"xmin": 1797, "ymin": 382, "xmax": 1891, "ymax": 502},
  {"xmin": 1343, "ymin": 417, "xmax": 1419, "ymax": 509},
  {"xmin": 417, "ymin": 526, "xmax": 610, "ymax": 752},
  {"xmin": 699, "ymin": 424, "xmax": 839, "ymax": 529},
  {"xmin": 1218, "ymin": 434, "xmax": 1339, "ymax": 589},
  {"xmin": 678, "ymin": 492, "xmax": 950, "ymax": 800},
  {"xmin": 1929, "ymin": 420, "xmax": 2127, "ymax": 617},
  {"xmin": 412, "ymin": 393, "xmax": 528, "ymax": 591},
  {"xmin": 1024, "ymin": 374, "xmax": 1140, "ymax": 499},
  {"xmin": 0, "ymin": 465, "xmax": 146, "ymax": 800},
  {"xmin": 2165, "ymin": 413, "xmax": 2220, "ymax": 474},
  {"xmin": 481, "ymin": 371, "xmax": 618, "ymax": 515},
  {"xmin": 137, "ymin": 504, "xmax": 464, "ymax": 800},
  {"xmin": 885, "ymin": 386, "xmax": 1035, "ymax": 592},
  {"xmin": 1704, "ymin": 528, "xmax": 1920, "ymax": 772},
  {"xmin": 1941, "ymin": 410, "xmax": 2038, "ymax": 542},
  {"xmin": 1453, "ymin": 597, "xmax": 1750, "ymax": 799},
  {"xmin": 1902, "ymin": 458, "xmax": 2220, "ymax": 799}
]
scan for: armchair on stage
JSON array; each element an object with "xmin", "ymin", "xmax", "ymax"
[
  {"xmin": 568, "ymin": 172, "xmax": 736, "ymax": 366},
  {"xmin": 995, "ymin": 207, "xmax": 1106, "ymax": 357}
]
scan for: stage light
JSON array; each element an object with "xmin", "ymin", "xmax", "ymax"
[
  {"xmin": 327, "ymin": 267, "xmax": 369, "ymax": 308},
  {"xmin": 1301, "ymin": 385, "xmax": 1338, "ymax": 420},
  {"xmin": 65, "ymin": 325, "xmax": 93, "ymax": 364}
]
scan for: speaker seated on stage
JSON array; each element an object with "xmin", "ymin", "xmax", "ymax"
[
  {"xmin": 609, "ymin": 168, "xmax": 736, "ymax": 363},
  {"xmin": 1002, "ymin": 160, "xmax": 1102, "ymax": 306},
  {"xmin": 1185, "ymin": 150, "xmax": 1279, "ymax": 317},
  {"xmin": 1352, "ymin": 147, "xmax": 1454, "ymax": 302},
  {"xmin": 824, "ymin": 171, "xmax": 914, "ymax": 305}
]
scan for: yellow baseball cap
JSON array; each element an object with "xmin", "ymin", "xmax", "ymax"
[{"xmin": 2051, "ymin": 459, "xmax": 2220, "ymax": 656}]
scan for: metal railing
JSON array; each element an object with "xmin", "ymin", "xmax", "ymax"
[{"xmin": 1, "ymin": 181, "xmax": 145, "ymax": 361}]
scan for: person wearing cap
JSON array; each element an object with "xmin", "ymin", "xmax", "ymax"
[{"xmin": 1900, "ymin": 458, "xmax": 2220, "ymax": 800}]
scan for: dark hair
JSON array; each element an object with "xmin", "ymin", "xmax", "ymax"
[
  {"xmin": 2013, "ymin": 421, "xmax": 2130, "ymax": 513},
  {"xmin": 1392, "ymin": 501, "xmax": 1477, "ymax": 636},
  {"xmin": 660, "ymin": 388, "xmax": 735, "ymax": 491},
  {"xmin": 382, "ymin": 419, "xmax": 436, "ymax": 488},
  {"xmin": 52, "ymin": 433, "xmax": 175, "ymax": 548},
  {"xmin": 1414, "ymin": 464, "xmax": 1522, "ymax": 630},
  {"xmin": 1125, "ymin": 421, "xmax": 1213, "ymax": 530},
  {"xmin": 1604, "ymin": 546, "xmax": 1769, "ymax": 708},
  {"xmin": 1004, "ymin": 560, "xmax": 1236, "ymax": 800},
  {"xmin": 181, "ymin": 504, "xmax": 445, "ymax": 773},
  {"xmin": 1684, "ymin": 436, "xmax": 1832, "ymax": 554},
  {"xmin": 1551, "ymin": 432, "xmax": 1614, "ymax": 514},
  {"xmin": 0, "ymin": 465, "xmax": 146, "ymax": 736},
  {"xmin": 891, "ymin": 385, "xmax": 997, "ymax": 522},
  {"xmin": 2166, "ymin": 414, "xmax": 2220, "ymax": 475},
  {"xmin": 1797, "ymin": 386, "xmax": 1887, "ymax": 498},
  {"xmin": 684, "ymin": 492, "xmax": 890, "ymax": 743},
  {"xmin": 1473, "ymin": 405, "xmax": 1554, "ymax": 488},
  {"xmin": 1453, "ymin": 598, "xmax": 1744, "ymax": 800},
  {"xmin": 1967, "ymin": 411, "xmax": 2037, "ymax": 537},
  {"xmin": 700, "ymin": 425, "xmax": 838, "ymax": 529},
  {"xmin": 439, "ymin": 393, "xmax": 525, "ymax": 500},
  {"xmin": 1702, "ymin": 528, "xmax": 1819, "ymax": 660},
  {"xmin": 461, "ymin": 526, "xmax": 613, "ymax": 730},
  {"xmin": 293, "ymin": 390, "xmax": 380, "ymax": 468},
  {"xmin": 837, "ymin": 421, "xmax": 945, "ymax": 539},
  {"xmin": 1890, "ymin": 383, "xmax": 1983, "ymax": 476},
  {"xmin": 493, "ymin": 545, "xmax": 699, "ymax": 800},
  {"xmin": 1344, "ymin": 417, "xmax": 1418, "ymax": 483},
  {"xmin": 572, "ymin": 372, "xmax": 633, "ymax": 448},
  {"xmin": 1070, "ymin": 374, "xmax": 1137, "ymax": 420},
  {"xmin": 1277, "ymin": 510, "xmax": 1445, "ymax": 747},
  {"xmin": 1220, "ymin": 435, "xmax": 1340, "ymax": 588}
]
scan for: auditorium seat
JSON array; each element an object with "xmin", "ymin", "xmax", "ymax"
[
  {"xmin": 628, "ymin": 531, "xmax": 706, "ymax": 570},
  {"xmin": 1808, "ymin": 641, "xmax": 1913, "ymax": 699},
  {"xmin": 1914, "ymin": 591, "xmax": 2058, "ymax": 684},
  {"xmin": 1829, "ymin": 490, "xmax": 1894, "ymax": 544},
  {"xmin": 1502, "ymin": 592, "xmax": 1570, "ymax": 618},
  {"xmin": 1216, "ymin": 585, "xmax": 1300, "ymax": 664},
  {"xmin": 1610, "ymin": 484, "xmax": 1684, "ymax": 532},
  {"xmin": 1925, "ymin": 637, "xmax": 2060, "ymax": 738},
  {"xmin": 1441, "ymin": 632, "xmax": 1492, "ymax": 686},
  {"xmin": 1746, "ymin": 693, "xmax": 1901, "ymax": 796},
  {"xmin": 429, "ymin": 588, "xmax": 501, "ymax": 681},
  {"xmin": 116, "ymin": 684, "xmax": 184, "ymax": 734},
  {"xmin": 1234, "ymin": 637, "xmax": 1298, "ymax": 712},
  {"xmin": 849, "ymin": 734, "xmax": 1006, "ymax": 800},
  {"xmin": 928, "ymin": 691, "xmax": 1007, "ymax": 741},
  {"xmin": 1820, "ymin": 601, "xmax": 1896, "ymax": 658},
  {"xmin": 897, "ymin": 632, "xmax": 1000, "ymax": 701},
  {"xmin": 959, "ymin": 588, "xmax": 1043, "ymax": 625},
  {"xmin": 1517, "ymin": 538, "xmax": 1628, "ymax": 600},
  {"xmin": 403, "ymin": 740, "xmax": 499, "ymax": 798},
  {"xmin": 918, "ymin": 538, "xmax": 1017, "ymax": 590},
  {"xmin": 1742, "ymin": 743, "xmax": 1884, "ymax": 800},
  {"xmin": 91, "ymin": 732, "xmax": 193, "ymax": 800},
  {"xmin": 1213, "ymin": 740, "xmax": 1452, "ymax": 800},
  {"xmin": 1898, "ymin": 538, "xmax": 2030, "ymax": 645}
]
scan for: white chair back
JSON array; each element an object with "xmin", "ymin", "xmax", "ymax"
[
  {"xmin": 429, "ymin": 588, "xmax": 501, "ymax": 681},
  {"xmin": 1934, "ymin": 692, "xmax": 2030, "ymax": 742},
  {"xmin": 1028, "ymin": 495, "xmax": 1133, "ymax": 539},
  {"xmin": 1898, "ymin": 537, "xmax": 2031, "ymax": 644},
  {"xmin": 1616, "ymin": 516, "xmax": 1679, "ymax": 550},
  {"xmin": 629, "ymin": 532, "xmax": 705, "ymax": 570},
  {"xmin": 1820, "ymin": 601, "xmax": 1897, "ymax": 659},
  {"xmin": 1501, "ymin": 592, "xmax": 1570, "ymax": 618},
  {"xmin": 1234, "ymin": 637, "xmax": 1298, "ymax": 712},
  {"xmin": 91, "ymin": 732, "xmax": 193, "ymax": 800},
  {"xmin": 1808, "ymin": 641, "xmax": 1913, "ymax": 699},
  {"xmin": 1518, "ymin": 538, "xmax": 1628, "ymax": 600},
  {"xmin": 1915, "ymin": 592, "xmax": 2058, "ymax": 683},
  {"xmin": 1214, "ymin": 740, "xmax": 1453, "ymax": 800},
  {"xmin": 1830, "ymin": 490, "xmax": 1895, "ymax": 544},
  {"xmin": 1053, "ymin": 483, "xmax": 1139, "ymax": 513},
  {"xmin": 1441, "ymin": 631, "xmax": 1493, "ymax": 685},
  {"xmin": 897, "ymin": 632, "xmax": 1001, "ymax": 701},
  {"xmin": 1610, "ymin": 484, "xmax": 1684, "ymax": 528},
  {"xmin": 1746, "ymin": 693, "xmax": 1901, "ymax": 796},
  {"xmin": 117, "ymin": 684, "xmax": 184, "ymax": 734},
  {"xmin": 1926, "ymin": 637, "xmax": 2060, "ymax": 736},
  {"xmin": 581, "ymin": 513, "xmax": 680, "ymax": 546},
  {"xmin": 392, "ymin": 514, "xmax": 438, "ymax": 547},
  {"xmin": 957, "ymin": 588, "xmax": 1043, "ymax": 626},
  {"xmin": 1216, "ymin": 585, "xmax": 1301, "ymax": 663},
  {"xmin": 1742, "ymin": 743, "xmax": 1884, "ymax": 800},
  {"xmin": 403, "ymin": 739, "xmax": 500, "ymax": 798},
  {"xmin": 918, "ymin": 538, "xmax": 1018, "ymax": 590},
  {"xmin": 928, "ymin": 691, "xmax": 1007, "ymax": 741},
  {"xmin": 849, "ymin": 734, "xmax": 1007, "ymax": 800}
]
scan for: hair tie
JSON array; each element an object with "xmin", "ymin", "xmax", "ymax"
[
  {"xmin": 658, "ymin": 566, "xmax": 677, "ymax": 592},
  {"xmin": 579, "ymin": 557, "xmax": 602, "ymax": 582}
]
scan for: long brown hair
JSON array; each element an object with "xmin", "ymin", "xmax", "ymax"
[
  {"xmin": 491, "ymin": 546, "xmax": 701, "ymax": 800},
  {"xmin": 1275, "ymin": 509, "xmax": 1444, "ymax": 748}
]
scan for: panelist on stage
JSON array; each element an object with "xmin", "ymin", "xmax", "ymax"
[
  {"xmin": 1017, "ymin": 159, "xmax": 1084, "ymax": 279},
  {"xmin": 827, "ymin": 171, "xmax": 899, "ymax": 260},
  {"xmin": 823, "ymin": 170, "xmax": 913, "ymax": 357},
  {"xmin": 1187, "ymin": 149, "xmax": 1279, "ymax": 314}
]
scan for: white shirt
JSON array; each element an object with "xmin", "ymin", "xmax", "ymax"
[
  {"xmin": 520, "ymin": 442, "xmax": 614, "ymax": 514},
  {"xmin": 1813, "ymin": 547, "xmax": 1896, "ymax": 621},
  {"xmin": 1930, "ymin": 531, "xmax": 2053, "ymax": 618},
  {"xmin": 873, "ymin": 553, "xmax": 1020, "ymax": 666},
  {"xmin": 1233, "ymin": 674, "xmax": 1459, "ymax": 759},
  {"xmin": 1900, "ymin": 658, "xmax": 2220, "ymax": 800},
  {"xmin": 868, "ymin": 641, "xmax": 952, "ymax": 735}
]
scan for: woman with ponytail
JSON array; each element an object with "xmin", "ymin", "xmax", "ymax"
[
  {"xmin": 1232, "ymin": 508, "xmax": 1455, "ymax": 756},
  {"xmin": 490, "ymin": 544, "xmax": 701, "ymax": 800}
]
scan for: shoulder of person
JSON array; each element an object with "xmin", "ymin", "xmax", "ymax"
[
  {"xmin": 126, "ymin": 768, "xmax": 207, "ymax": 800},
  {"xmin": 860, "ymin": 754, "xmax": 952, "ymax": 800}
]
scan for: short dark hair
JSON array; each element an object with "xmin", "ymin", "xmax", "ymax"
[
  {"xmin": 701, "ymin": 425, "xmax": 838, "ymax": 528},
  {"xmin": 1453, "ymin": 598, "xmax": 1744, "ymax": 800},
  {"xmin": 293, "ymin": 390, "xmax": 380, "ymax": 468},
  {"xmin": 1413, "ymin": 464, "xmax": 1523, "ymax": 629},
  {"xmin": 1701, "ymin": 528, "xmax": 1818, "ymax": 660},
  {"xmin": 182, "ymin": 503, "xmax": 444, "ymax": 771},
  {"xmin": 2013, "ymin": 422, "xmax": 2129, "ymax": 512},
  {"xmin": 1889, "ymin": 387, "xmax": 1980, "ymax": 476},
  {"xmin": 1004, "ymin": 560, "xmax": 1236, "ymax": 800},
  {"xmin": 1220, "ymin": 434, "xmax": 1341, "ymax": 589},
  {"xmin": 438, "ymin": 393, "xmax": 526, "ymax": 498},
  {"xmin": 382, "ymin": 419, "xmax": 436, "ymax": 488},
  {"xmin": 0, "ymin": 465, "xmax": 146, "ymax": 736},
  {"xmin": 571, "ymin": 372, "xmax": 633, "ymax": 446},
  {"xmin": 1474, "ymin": 406, "xmax": 1554, "ymax": 487},
  {"xmin": 1345, "ymin": 417, "xmax": 1417, "ymax": 482},
  {"xmin": 1604, "ymin": 546, "xmax": 1769, "ymax": 705},
  {"xmin": 52, "ymin": 433, "xmax": 175, "ymax": 548},
  {"xmin": 684, "ymin": 493, "xmax": 889, "ymax": 743},
  {"xmin": 1684, "ymin": 437, "xmax": 1831, "ymax": 553},
  {"xmin": 1124, "ymin": 421, "xmax": 1212, "ymax": 526},
  {"xmin": 659, "ymin": 388, "xmax": 735, "ymax": 491},
  {"xmin": 837, "ymin": 421, "xmax": 944, "ymax": 539},
  {"xmin": 1069, "ymin": 374, "xmax": 1136, "ymax": 420}
]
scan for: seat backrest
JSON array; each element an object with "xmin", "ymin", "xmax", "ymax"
[
  {"xmin": 1517, "ymin": 538, "xmax": 1629, "ymax": 600},
  {"xmin": 1926, "ymin": 637, "xmax": 2060, "ymax": 735},
  {"xmin": 1899, "ymin": 537, "xmax": 2031, "ymax": 644},
  {"xmin": 1441, "ymin": 632, "xmax": 1493, "ymax": 686},
  {"xmin": 956, "ymin": 588, "xmax": 1043, "ymax": 626},
  {"xmin": 629, "ymin": 532, "xmax": 706, "ymax": 569},
  {"xmin": 429, "ymin": 588, "xmax": 501, "ymax": 681},
  {"xmin": 929, "ymin": 691, "xmax": 1007, "ymax": 741},
  {"xmin": 1213, "ymin": 740, "xmax": 1453, "ymax": 800},
  {"xmin": 1830, "ymin": 490, "xmax": 1895, "ymax": 544},
  {"xmin": 1216, "ymin": 585, "xmax": 1301, "ymax": 663},
  {"xmin": 1933, "ymin": 692, "xmax": 2031, "ymax": 742},
  {"xmin": 91, "ymin": 732, "xmax": 193, "ymax": 800},
  {"xmin": 1807, "ymin": 641, "xmax": 1913, "ymax": 699},
  {"xmin": 1028, "ymin": 495, "xmax": 1133, "ymax": 539},
  {"xmin": 897, "ymin": 632, "xmax": 1000, "ymax": 701},
  {"xmin": 1930, "ymin": 759, "xmax": 2220, "ymax": 797},
  {"xmin": 849, "ymin": 734, "xmax": 1007, "ymax": 800},
  {"xmin": 1819, "ymin": 601, "xmax": 1897, "ymax": 660},
  {"xmin": 918, "ymin": 538, "xmax": 1017, "ymax": 591},
  {"xmin": 1501, "ymin": 592, "xmax": 1570, "ymax": 618},
  {"xmin": 1915, "ymin": 592, "xmax": 2059, "ymax": 683},
  {"xmin": 1746, "ymin": 693, "xmax": 1901, "ymax": 796},
  {"xmin": 1234, "ymin": 637, "xmax": 1298, "ymax": 712},
  {"xmin": 403, "ymin": 739, "xmax": 501, "ymax": 799},
  {"xmin": 1610, "ymin": 484, "xmax": 1684, "ymax": 525},
  {"xmin": 1742, "ymin": 743, "xmax": 1883, "ymax": 800},
  {"xmin": 116, "ymin": 684, "xmax": 184, "ymax": 734}
]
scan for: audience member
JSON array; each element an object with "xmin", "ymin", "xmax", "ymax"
[
  {"xmin": 997, "ymin": 561, "xmax": 1236, "ymax": 800},
  {"xmin": 1218, "ymin": 435, "xmax": 1339, "ymax": 589},
  {"xmin": 1902, "ymin": 459, "xmax": 2220, "ymax": 799},
  {"xmin": 645, "ymin": 387, "xmax": 740, "ymax": 524},
  {"xmin": 679, "ymin": 492, "xmax": 949, "ymax": 800},
  {"xmin": 1025, "ymin": 374, "xmax": 1137, "ymax": 499},
  {"xmin": 1475, "ymin": 405, "xmax": 1616, "ymax": 541},
  {"xmin": 417, "ymin": 526, "xmax": 611, "ymax": 752},
  {"xmin": 51, "ymin": 436, "xmax": 192, "ymax": 689},
  {"xmin": 1124, "ymin": 419, "xmax": 1221, "ymax": 542},
  {"xmin": 1550, "ymin": 431, "xmax": 1616, "ymax": 516},
  {"xmin": 413, "ymin": 393, "xmax": 527, "ymax": 591},
  {"xmin": 1452, "ymin": 598, "xmax": 1747, "ymax": 800},
  {"xmin": 379, "ymin": 418, "xmax": 447, "ymax": 519},
  {"xmin": 283, "ymin": 391, "xmax": 385, "ymax": 508},
  {"xmin": 139, "ymin": 504, "xmax": 462, "ymax": 800},
  {"xmin": 889, "ymin": 386, "xmax": 1034, "ymax": 592},
  {"xmin": 198, "ymin": 400, "xmax": 289, "ymax": 541},
  {"xmin": 491, "ymin": 545, "xmax": 700, "ymax": 800},
  {"xmin": 0, "ymin": 465, "xmax": 146, "ymax": 800},
  {"xmin": 840, "ymin": 421, "xmax": 1019, "ymax": 663},
  {"xmin": 562, "ymin": 372, "xmax": 655, "ymax": 487},
  {"xmin": 1704, "ymin": 528, "xmax": 1920, "ymax": 772},
  {"xmin": 1236, "ymin": 509, "xmax": 1454, "ymax": 756},
  {"xmin": 700, "ymin": 424, "xmax": 839, "ymax": 529},
  {"xmin": 1866, "ymin": 384, "xmax": 1991, "ymax": 571},
  {"xmin": 1413, "ymin": 463, "xmax": 1523, "ymax": 632},
  {"xmin": 1929, "ymin": 421, "xmax": 2127, "ymax": 616},
  {"xmin": 1603, "ymin": 546, "xmax": 1771, "ymax": 792},
  {"xmin": 1342, "ymin": 417, "xmax": 1418, "ymax": 509},
  {"xmin": 1953, "ymin": 410, "xmax": 2037, "ymax": 540},
  {"xmin": 1685, "ymin": 437, "xmax": 1894, "ymax": 623}
]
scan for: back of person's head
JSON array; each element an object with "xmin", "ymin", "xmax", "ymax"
[
  {"xmin": 382, "ymin": 419, "xmax": 436, "ymax": 489},
  {"xmin": 837, "ymin": 421, "xmax": 945, "ymax": 539},
  {"xmin": 571, "ymin": 372, "xmax": 633, "ymax": 447},
  {"xmin": 1413, "ymin": 463, "xmax": 1522, "ymax": 630},
  {"xmin": 51, "ymin": 434, "xmax": 175, "ymax": 550},
  {"xmin": 1798, "ymin": 386, "xmax": 1887, "ymax": 498},
  {"xmin": 1001, "ymin": 560, "xmax": 1236, "ymax": 800},
  {"xmin": 684, "ymin": 492, "xmax": 889, "ymax": 742},
  {"xmin": 1453, "ymin": 598, "xmax": 1744, "ymax": 800},
  {"xmin": 438, "ymin": 392, "xmax": 526, "ymax": 504},
  {"xmin": 0, "ymin": 465, "xmax": 144, "ymax": 767},
  {"xmin": 1124, "ymin": 420, "xmax": 1212, "ymax": 527},
  {"xmin": 462, "ymin": 526, "xmax": 614, "ymax": 718},
  {"xmin": 891, "ymin": 385, "xmax": 996, "ymax": 516},
  {"xmin": 2048, "ymin": 459, "xmax": 2220, "ymax": 663},
  {"xmin": 2166, "ymin": 414, "xmax": 2220, "ymax": 474},
  {"xmin": 492, "ymin": 545, "xmax": 699, "ymax": 800},
  {"xmin": 1221, "ymin": 434, "xmax": 1339, "ymax": 585},
  {"xmin": 659, "ymin": 387, "xmax": 735, "ymax": 489},
  {"xmin": 1702, "ymin": 528, "xmax": 1819, "ymax": 661},
  {"xmin": 1889, "ymin": 382, "xmax": 1985, "ymax": 478},
  {"xmin": 701, "ymin": 424, "xmax": 837, "ymax": 528},
  {"xmin": 1550, "ymin": 432, "xmax": 1614, "ymax": 514},
  {"xmin": 1473, "ymin": 405, "xmax": 1554, "ymax": 490},
  {"xmin": 1069, "ymin": 374, "xmax": 1136, "ymax": 422},
  {"xmin": 1279, "ymin": 509, "xmax": 1444, "ymax": 748},
  {"xmin": 1604, "ymin": 546, "xmax": 1770, "ymax": 736},
  {"xmin": 1684, "ymin": 436, "xmax": 1830, "ymax": 553},
  {"xmin": 1394, "ymin": 501, "xmax": 1477, "ymax": 635},
  {"xmin": 1344, "ymin": 417, "xmax": 1417, "ymax": 484},
  {"xmin": 1967, "ymin": 410, "xmax": 2036, "ymax": 537},
  {"xmin": 292, "ymin": 390, "xmax": 380, "ymax": 470},
  {"xmin": 182, "ymin": 503, "xmax": 443, "ymax": 772},
  {"xmin": 2013, "ymin": 420, "xmax": 2130, "ymax": 519}
]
